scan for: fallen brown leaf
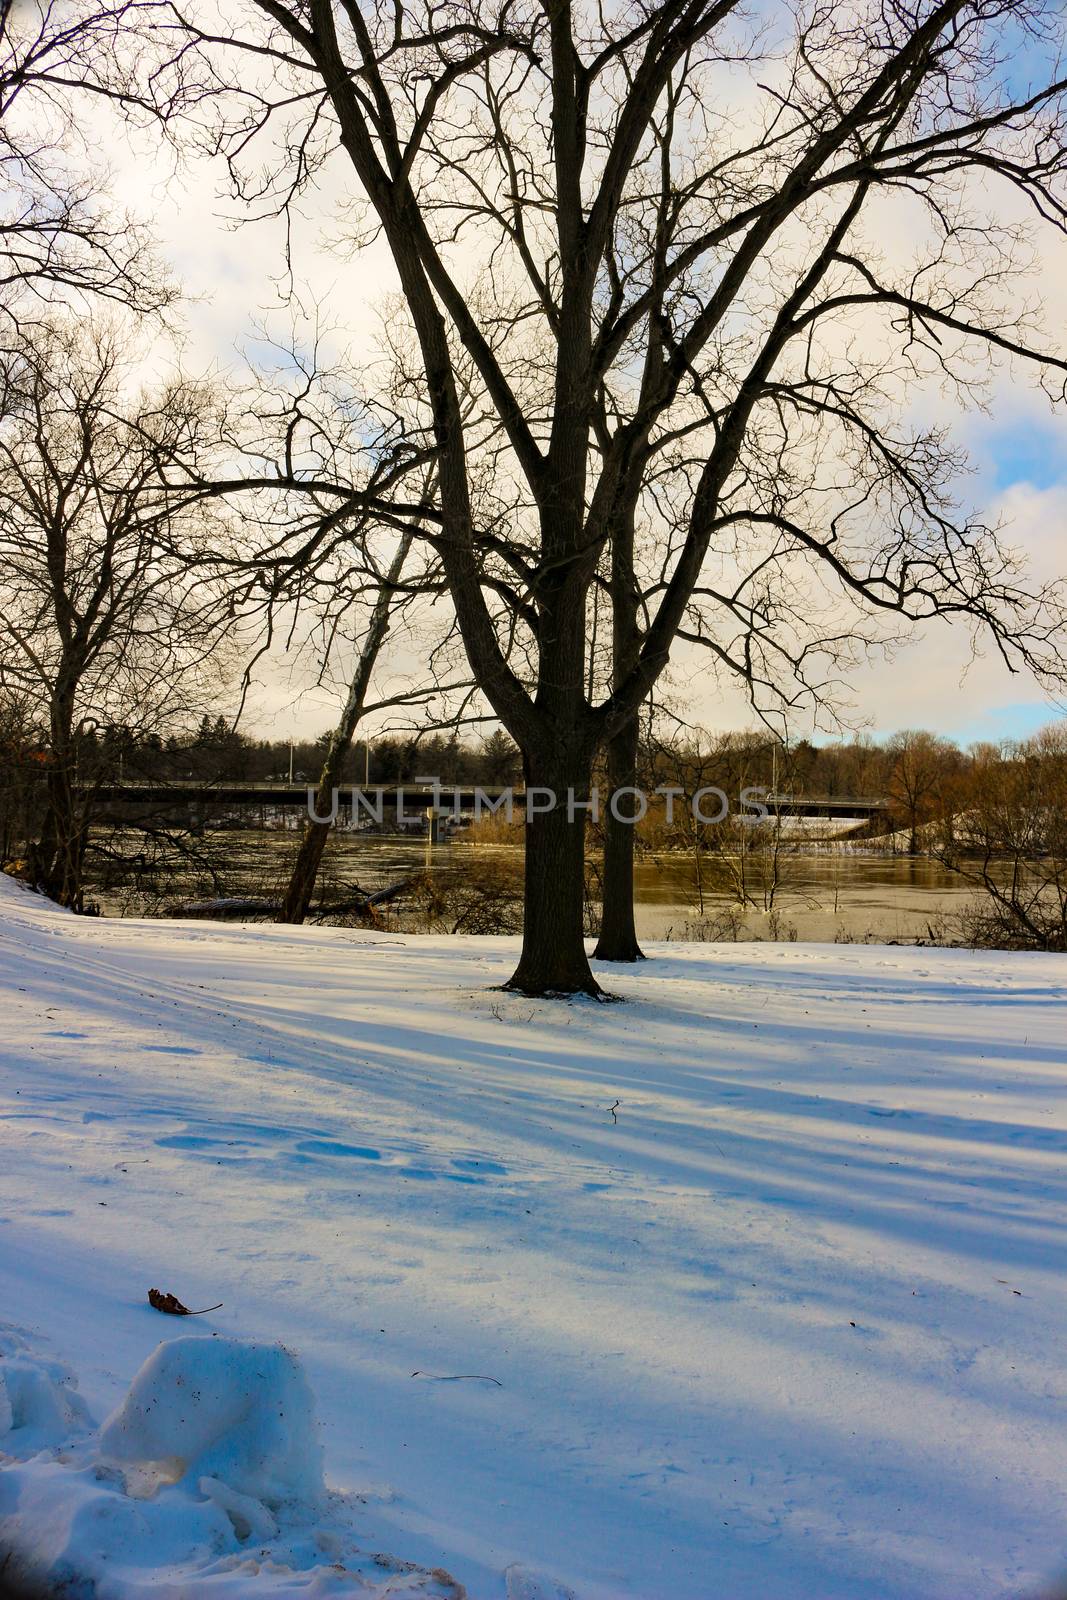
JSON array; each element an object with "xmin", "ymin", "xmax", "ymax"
[{"xmin": 148, "ymin": 1288, "xmax": 223, "ymax": 1316}]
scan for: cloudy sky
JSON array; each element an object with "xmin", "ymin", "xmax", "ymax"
[{"xmin": 111, "ymin": 82, "xmax": 1067, "ymax": 751}]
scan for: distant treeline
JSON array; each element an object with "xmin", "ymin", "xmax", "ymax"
[
  {"xmin": 2, "ymin": 714, "xmax": 524, "ymax": 792},
  {"xmin": 4, "ymin": 704, "xmax": 1066, "ymax": 950},
  {"xmin": 4, "ymin": 704, "xmax": 1065, "ymax": 867},
  {"xmin": 3, "ymin": 708, "xmax": 1054, "ymax": 804}
]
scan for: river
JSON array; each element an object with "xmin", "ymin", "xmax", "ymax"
[{"xmin": 89, "ymin": 826, "xmax": 980, "ymax": 944}]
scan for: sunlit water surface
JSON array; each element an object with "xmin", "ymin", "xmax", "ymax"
[{"xmin": 89, "ymin": 826, "xmax": 982, "ymax": 943}]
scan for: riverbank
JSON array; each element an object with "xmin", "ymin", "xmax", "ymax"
[{"xmin": 2, "ymin": 873, "xmax": 1066, "ymax": 1598}]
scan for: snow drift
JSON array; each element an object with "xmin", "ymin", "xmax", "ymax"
[
  {"xmin": 0, "ymin": 1327, "xmax": 91, "ymax": 1458},
  {"xmin": 0, "ymin": 1329, "xmax": 463, "ymax": 1598},
  {"xmin": 98, "ymin": 1335, "xmax": 324, "ymax": 1515},
  {"xmin": 4, "ymin": 868, "xmax": 1067, "ymax": 1596}
]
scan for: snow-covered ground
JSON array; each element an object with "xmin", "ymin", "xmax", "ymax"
[{"xmin": 1, "ymin": 873, "xmax": 1066, "ymax": 1600}]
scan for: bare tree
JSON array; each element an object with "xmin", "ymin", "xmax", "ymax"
[
  {"xmin": 937, "ymin": 724, "xmax": 1067, "ymax": 951},
  {"xmin": 886, "ymin": 727, "xmax": 959, "ymax": 852},
  {"xmin": 0, "ymin": 684, "xmax": 46, "ymax": 871},
  {"xmin": 77, "ymin": 0, "xmax": 1067, "ymax": 993},
  {"xmin": 0, "ymin": 318, "xmax": 227, "ymax": 906},
  {"xmin": 0, "ymin": 1, "xmax": 172, "ymax": 323},
  {"xmin": 146, "ymin": 328, "xmax": 484, "ymax": 924},
  {"xmin": 278, "ymin": 527, "xmax": 415, "ymax": 922}
]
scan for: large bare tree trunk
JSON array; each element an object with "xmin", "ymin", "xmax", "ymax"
[
  {"xmin": 34, "ymin": 684, "xmax": 85, "ymax": 910},
  {"xmin": 278, "ymin": 532, "xmax": 412, "ymax": 925},
  {"xmin": 503, "ymin": 748, "xmax": 602, "ymax": 997},
  {"xmin": 41, "ymin": 763, "xmax": 84, "ymax": 909},
  {"xmin": 503, "ymin": 563, "xmax": 602, "ymax": 995},
  {"xmin": 594, "ymin": 711, "xmax": 645, "ymax": 962},
  {"xmin": 278, "ymin": 747, "xmax": 348, "ymax": 925},
  {"xmin": 594, "ymin": 512, "xmax": 646, "ymax": 962}
]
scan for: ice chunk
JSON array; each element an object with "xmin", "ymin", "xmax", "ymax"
[{"xmin": 98, "ymin": 1336, "xmax": 324, "ymax": 1511}]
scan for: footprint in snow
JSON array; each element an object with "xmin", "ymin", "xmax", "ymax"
[{"xmin": 295, "ymin": 1138, "xmax": 382, "ymax": 1161}]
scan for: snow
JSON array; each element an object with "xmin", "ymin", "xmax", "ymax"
[
  {"xmin": 0, "ymin": 1326, "xmax": 91, "ymax": 1455},
  {"xmin": 98, "ymin": 1336, "xmax": 324, "ymax": 1512},
  {"xmin": 1, "ymin": 871, "xmax": 1066, "ymax": 1598},
  {"xmin": 0, "ymin": 1332, "xmax": 425, "ymax": 1597}
]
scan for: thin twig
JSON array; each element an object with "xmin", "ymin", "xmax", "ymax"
[{"xmin": 411, "ymin": 1370, "xmax": 503, "ymax": 1386}]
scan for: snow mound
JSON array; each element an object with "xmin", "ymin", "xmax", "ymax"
[
  {"xmin": 0, "ymin": 1325, "xmax": 92, "ymax": 1459},
  {"xmin": 0, "ymin": 1334, "xmax": 467, "ymax": 1599},
  {"xmin": 98, "ymin": 1336, "xmax": 324, "ymax": 1512}
]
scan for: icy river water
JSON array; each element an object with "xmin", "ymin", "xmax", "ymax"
[{"xmin": 93, "ymin": 827, "xmax": 981, "ymax": 943}]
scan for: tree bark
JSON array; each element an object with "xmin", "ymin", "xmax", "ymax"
[
  {"xmin": 47, "ymin": 763, "xmax": 85, "ymax": 909},
  {"xmin": 278, "ymin": 532, "xmax": 412, "ymax": 925},
  {"xmin": 594, "ymin": 504, "xmax": 646, "ymax": 962},
  {"xmin": 502, "ymin": 750, "xmax": 602, "ymax": 997},
  {"xmin": 36, "ymin": 770, "xmax": 84, "ymax": 908},
  {"xmin": 278, "ymin": 795, "xmax": 336, "ymax": 925},
  {"xmin": 34, "ymin": 686, "xmax": 84, "ymax": 909},
  {"xmin": 594, "ymin": 711, "xmax": 646, "ymax": 961}
]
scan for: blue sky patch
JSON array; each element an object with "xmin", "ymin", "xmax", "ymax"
[
  {"xmin": 943, "ymin": 700, "xmax": 1064, "ymax": 747},
  {"xmin": 968, "ymin": 418, "xmax": 1067, "ymax": 492}
]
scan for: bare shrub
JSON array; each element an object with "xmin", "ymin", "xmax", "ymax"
[
  {"xmin": 403, "ymin": 862, "xmax": 524, "ymax": 937},
  {"xmin": 936, "ymin": 726, "xmax": 1067, "ymax": 953},
  {"xmin": 684, "ymin": 907, "xmax": 747, "ymax": 943}
]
